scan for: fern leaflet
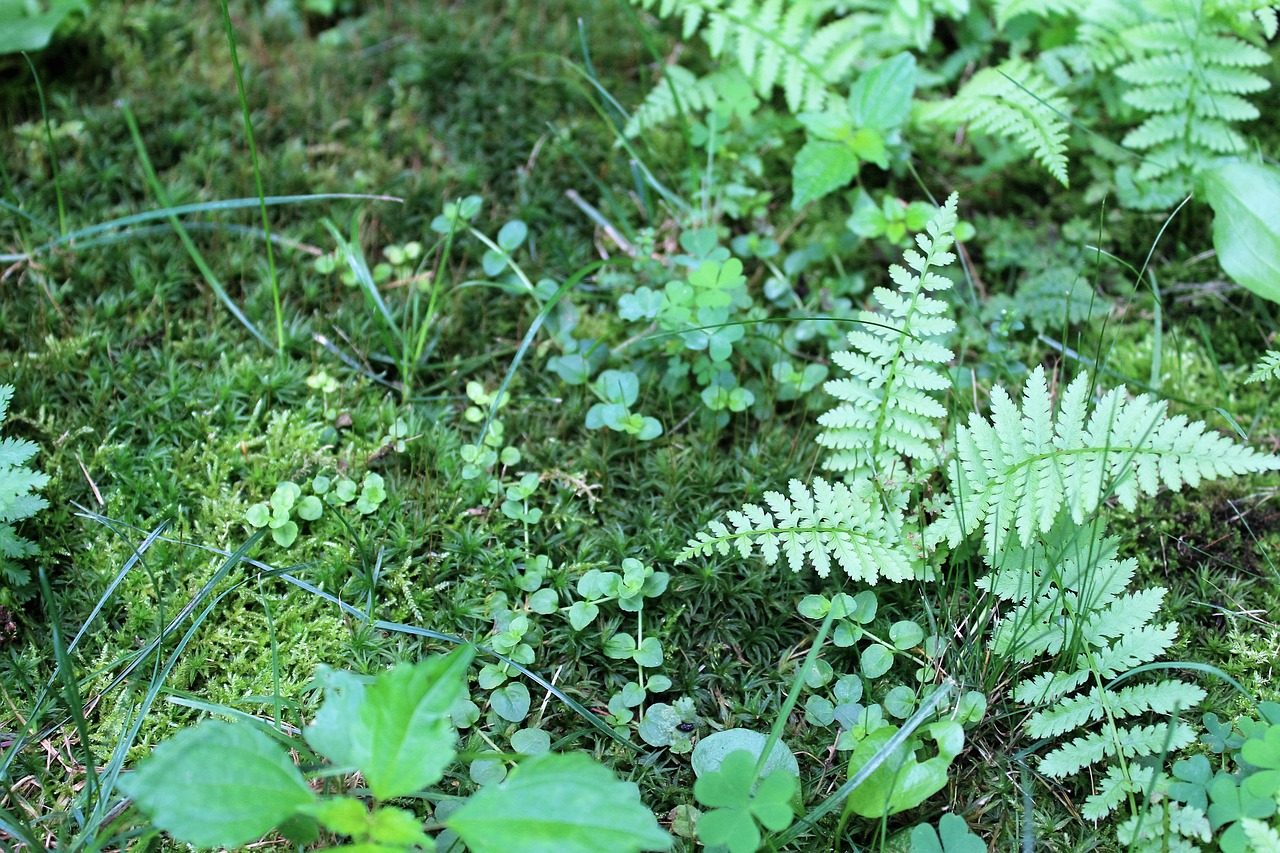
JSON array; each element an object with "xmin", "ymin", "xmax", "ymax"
[
  {"xmin": 918, "ymin": 58, "xmax": 1071, "ymax": 186},
  {"xmin": 677, "ymin": 477, "xmax": 924, "ymax": 583},
  {"xmin": 817, "ymin": 193, "xmax": 959, "ymax": 484},
  {"xmin": 1246, "ymin": 349, "xmax": 1280, "ymax": 384},
  {"xmin": 628, "ymin": 0, "xmax": 861, "ymax": 125},
  {"xmin": 982, "ymin": 520, "xmax": 1206, "ymax": 817},
  {"xmin": 929, "ymin": 365, "xmax": 1280, "ymax": 555},
  {"xmin": 1112, "ymin": 0, "xmax": 1272, "ymax": 209}
]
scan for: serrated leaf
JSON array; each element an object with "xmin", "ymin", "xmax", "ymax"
[
  {"xmin": 446, "ymin": 753, "xmax": 673, "ymax": 853},
  {"xmin": 792, "ymin": 139, "xmax": 859, "ymax": 208},
  {"xmin": 121, "ymin": 720, "xmax": 316, "ymax": 848},
  {"xmin": 305, "ymin": 647, "xmax": 473, "ymax": 800}
]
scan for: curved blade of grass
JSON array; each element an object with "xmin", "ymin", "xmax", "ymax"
[
  {"xmin": 219, "ymin": 0, "xmax": 284, "ymax": 349},
  {"xmin": 37, "ymin": 566, "xmax": 99, "ymax": 804},
  {"xmin": 28, "ymin": 221, "xmax": 323, "ymax": 256},
  {"xmin": 68, "ymin": 518, "xmax": 168, "ymax": 654},
  {"xmin": 1109, "ymin": 662, "xmax": 1257, "ymax": 708},
  {"xmin": 121, "ymin": 101, "xmax": 270, "ymax": 347},
  {"xmin": 24, "ymin": 52, "xmax": 66, "ymax": 235},
  {"xmin": 0, "ymin": 192, "xmax": 400, "ymax": 264},
  {"xmin": 322, "ymin": 216, "xmax": 399, "ymax": 338},
  {"xmin": 0, "ymin": 806, "xmax": 43, "ymax": 850},
  {"xmin": 279, "ymin": 571, "xmax": 638, "ymax": 751},
  {"xmin": 0, "ymin": 196, "xmax": 56, "ymax": 237}
]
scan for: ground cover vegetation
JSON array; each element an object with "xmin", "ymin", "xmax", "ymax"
[{"xmin": 1, "ymin": 0, "xmax": 1279, "ymax": 851}]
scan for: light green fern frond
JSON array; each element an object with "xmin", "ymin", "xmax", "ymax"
[
  {"xmin": 817, "ymin": 193, "xmax": 959, "ymax": 484},
  {"xmin": 981, "ymin": 520, "xmax": 1206, "ymax": 818},
  {"xmin": 919, "ymin": 58, "xmax": 1071, "ymax": 186},
  {"xmin": 631, "ymin": 0, "xmax": 861, "ymax": 113},
  {"xmin": 1113, "ymin": 0, "xmax": 1272, "ymax": 209},
  {"xmin": 929, "ymin": 365, "xmax": 1280, "ymax": 555},
  {"xmin": 676, "ymin": 477, "xmax": 925, "ymax": 583},
  {"xmin": 624, "ymin": 65, "xmax": 723, "ymax": 138},
  {"xmin": 1246, "ymin": 349, "xmax": 1280, "ymax": 384}
]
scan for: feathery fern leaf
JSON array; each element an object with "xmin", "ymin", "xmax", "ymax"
[
  {"xmin": 982, "ymin": 518, "xmax": 1207, "ymax": 817},
  {"xmin": 629, "ymin": 0, "xmax": 861, "ymax": 115},
  {"xmin": 1112, "ymin": 0, "xmax": 1272, "ymax": 209},
  {"xmin": 623, "ymin": 65, "xmax": 723, "ymax": 139},
  {"xmin": 930, "ymin": 366, "xmax": 1280, "ymax": 555},
  {"xmin": 1245, "ymin": 349, "xmax": 1280, "ymax": 384},
  {"xmin": 919, "ymin": 58, "xmax": 1071, "ymax": 186},
  {"xmin": 676, "ymin": 477, "xmax": 925, "ymax": 583},
  {"xmin": 816, "ymin": 193, "xmax": 959, "ymax": 484}
]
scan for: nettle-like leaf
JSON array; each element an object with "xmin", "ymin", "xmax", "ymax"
[
  {"xmin": 919, "ymin": 58, "xmax": 1070, "ymax": 186},
  {"xmin": 678, "ymin": 477, "xmax": 924, "ymax": 583},
  {"xmin": 120, "ymin": 720, "xmax": 317, "ymax": 849},
  {"xmin": 446, "ymin": 753, "xmax": 673, "ymax": 853},
  {"xmin": 305, "ymin": 646, "xmax": 473, "ymax": 800},
  {"xmin": 929, "ymin": 365, "xmax": 1280, "ymax": 556},
  {"xmin": 817, "ymin": 193, "xmax": 959, "ymax": 484}
]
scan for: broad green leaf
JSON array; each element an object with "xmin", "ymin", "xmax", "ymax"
[
  {"xmin": 1203, "ymin": 161, "xmax": 1280, "ymax": 303},
  {"xmin": 497, "ymin": 220, "xmax": 528, "ymax": 252},
  {"xmin": 301, "ymin": 798, "xmax": 369, "ymax": 837},
  {"xmin": 446, "ymin": 753, "xmax": 673, "ymax": 853},
  {"xmin": 567, "ymin": 600, "xmax": 599, "ymax": 631},
  {"xmin": 861, "ymin": 644, "xmax": 894, "ymax": 678},
  {"xmin": 634, "ymin": 637, "xmax": 664, "ymax": 667},
  {"xmin": 849, "ymin": 52, "xmax": 917, "ymax": 130},
  {"xmin": 890, "ymin": 621, "xmax": 925, "ymax": 650},
  {"xmin": 305, "ymin": 647, "xmax": 473, "ymax": 800},
  {"xmin": 120, "ymin": 720, "xmax": 316, "ymax": 848},
  {"xmin": 0, "ymin": 0, "xmax": 88, "ymax": 54},
  {"xmin": 491, "ymin": 682, "xmax": 531, "ymax": 722},
  {"xmin": 792, "ymin": 139, "xmax": 859, "ymax": 209},
  {"xmin": 297, "ymin": 495, "xmax": 324, "ymax": 521},
  {"xmin": 692, "ymin": 730, "xmax": 799, "ymax": 780},
  {"xmin": 909, "ymin": 814, "xmax": 986, "ymax": 853},
  {"xmin": 511, "ymin": 727, "xmax": 552, "ymax": 755}
]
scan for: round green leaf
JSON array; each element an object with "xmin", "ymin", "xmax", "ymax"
[
  {"xmin": 497, "ymin": 220, "xmax": 529, "ymax": 252},
  {"xmin": 511, "ymin": 727, "xmax": 552, "ymax": 755},
  {"xmin": 296, "ymin": 495, "xmax": 323, "ymax": 521},
  {"xmin": 691, "ymin": 730, "xmax": 799, "ymax": 780},
  {"xmin": 245, "ymin": 503, "xmax": 271, "ymax": 528},
  {"xmin": 861, "ymin": 644, "xmax": 894, "ymax": 679},
  {"xmin": 491, "ymin": 682, "xmax": 531, "ymax": 722},
  {"xmin": 890, "ymin": 620, "xmax": 925, "ymax": 650},
  {"xmin": 120, "ymin": 720, "xmax": 316, "ymax": 849}
]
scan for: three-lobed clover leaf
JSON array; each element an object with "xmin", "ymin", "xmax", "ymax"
[{"xmin": 693, "ymin": 750, "xmax": 796, "ymax": 853}]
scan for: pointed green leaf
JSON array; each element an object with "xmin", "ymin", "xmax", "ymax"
[
  {"xmin": 120, "ymin": 720, "xmax": 316, "ymax": 848},
  {"xmin": 305, "ymin": 647, "xmax": 473, "ymax": 800},
  {"xmin": 792, "ymin": 139, "xmax": 859, "ymax": 208},
  {"xmin": 446, "ymin": 753, "xmax": 673, "ymax": 853}
]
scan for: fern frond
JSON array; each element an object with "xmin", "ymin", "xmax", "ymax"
[
  {"xmin": 929, "ymin": 366, "xmax": 1280, "ymax": 555},
  {"xmin": 1112, "ymin": 0, "xmax": 1272, "ymax": 209},
  {"xmin": 630, "ymin": 0, "xmax": 862, "ymax": 113},
  {"xmin": 919, "ymin": 58, "xmax": 1071, "ymax": 186},
  {"xmin": 1039, "ymin": 721, "xmax": 1198, "ymax": 779},
  {"xmin": 1026, "ymin": 681, "xmax": 1207, "ymax": 739},
  {"xmin": 992, "ymin": 0, "xmax": 1075, "ymax": 29},
  {"xmin": 816, "ymin": 194, "xmax": 959, "ymax": 484},
  {"xmin": 624, "ymin": 65, "xmax": 723, "ymax": 138},
  {"xmin": 676, "ymin": 477, "xmax": 925, "ymax": 583},
  {"xmin": 1245, "ymin": 350, "xmax": 1280, "ymax": 384}
]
